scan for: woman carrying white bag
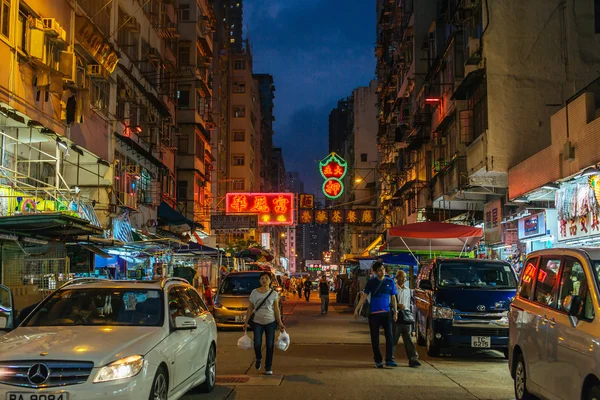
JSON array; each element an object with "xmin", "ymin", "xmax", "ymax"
[{"xmin": 242, "ymin": 272, "xmax": 286, "ymax": 375}]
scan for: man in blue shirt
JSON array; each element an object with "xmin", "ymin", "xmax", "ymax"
[{"xmin": 354, "ymin": 262, "xmax": 398, "ymax": 368}]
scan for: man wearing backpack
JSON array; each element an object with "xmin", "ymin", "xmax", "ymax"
[{"xmin": 354, "ymin": 262, "xmax": 398, "ymax": 368}]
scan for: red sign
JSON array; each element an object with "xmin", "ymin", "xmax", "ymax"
[{"xmin": 225, "ymin": 193, "xmax": 294, "ymax": 226}]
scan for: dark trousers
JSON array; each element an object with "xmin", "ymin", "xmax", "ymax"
[
  {"xmin": 304, "ymin": 288, "xmax": 311, "ymax": 301},
  {"xmin": 392, "ymin": 322, "xmax": 419, "ymax": 362},
  {"xmin": 297, "ymin": 287, "xmax": 303, "ymax": 298},
  {"xmin": 320, "ymin": 294, "xmax": 329, "ymax": 313},
  {"xmin": 368, "ymin": 312, "xmax": 394, "ymax": 364},
  {"xmin": 253, "ymin": 321, "xmax": 277, "ymax": 370}
]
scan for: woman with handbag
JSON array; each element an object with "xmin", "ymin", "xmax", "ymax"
[
  {"xmin": 243, "ymin": 272, "xmax": 286, "ymax": 375},
  {"xmin": 392, "ymin": 270, "xmax": 421, "ymax": 367}
]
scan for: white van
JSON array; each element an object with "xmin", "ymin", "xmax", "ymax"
[{"xmin": 509, "ymin": 248, "xmax": 600, "ymax": 400}]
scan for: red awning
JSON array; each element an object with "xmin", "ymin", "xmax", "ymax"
[{"xmin": 388, "ymin": 222, "xmax": 482, "ymax": 239}]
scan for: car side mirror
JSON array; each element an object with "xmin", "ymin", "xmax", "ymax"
[
  {"xmin": 0, "ymin": 284, "xmax": 14, "ymax": 331},
  {"xmin": 174, "ymin": 316, "xmax": 197, "ymax": 330},
  {"xmin": 419, "ymin": 280, "xmax": 433, "ymax": 290}
]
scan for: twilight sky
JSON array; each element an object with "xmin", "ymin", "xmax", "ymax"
[{"xmin": 244, "ymin": 0, "xmax": 376, "ymax": 194}]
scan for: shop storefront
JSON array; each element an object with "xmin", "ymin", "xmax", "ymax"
[{"xmin": 556, "ymin": 176, "xmax": 600, "ymax": 247}]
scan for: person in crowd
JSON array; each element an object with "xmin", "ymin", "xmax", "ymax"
[
  {"xmin": 304, "ymin": 276, "xmax": 312, "ymax": 302},
  {"xmin": 284, "ymin": 274, "xmax": 291, "ymax": 295},
  {"xmin": 319, "ymin": 275, "xmax": 330, "ymax": 314},
  {"xmin": 297, "ymin": 277, "xmax": 303, "ymax": 299},
  {"xmin": 243, "ymin": 272, "xmax": 286, "ymax": 376},
  {"xmin": 354, "ymin": 262, "xmax": 398, "ymax": 368},
  {"xmin": 392, "ymin": 270, "xmax": 421, "ymax": 368}
]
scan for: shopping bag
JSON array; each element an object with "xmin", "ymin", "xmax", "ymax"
[
  {"xmin": 237, "ymin": 333, "xmax": 253, "ymax": 350},
  {"xmin": 275, "ymin": 331, "xmax": 290, "ymax": 351}
]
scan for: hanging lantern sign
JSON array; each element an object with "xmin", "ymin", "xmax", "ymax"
[{"xmin": 319, "ymin": 152, "xmax": 347, "ymax": 200}]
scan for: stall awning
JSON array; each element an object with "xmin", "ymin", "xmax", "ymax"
[
  {"xmin": 78, "ymin": 243, "xmax": 112, "ymax": 258},
  {"xmin": 158, "ymin": 202, "xmax": 193, "ymax": 227},
  {"xmin": 384, "ymin": 222, "xmax": 483, "ymax": 253},
  {"xmin": 173, "ymin": 241, "xmax": 220, "ymax": 257},
  {"xmin": 0, "ymin": 213, "xmax": 103, "ymax": 239}
]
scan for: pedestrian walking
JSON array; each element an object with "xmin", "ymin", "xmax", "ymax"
[
  {"xmin": 243, "ymin": 272, "xmax": 286, "ymax": 375},
  {"xmin": 297, "ymin": 277, "xmax": 303, "ymax": 299},
  {"xmin": 319, "ymin": 276, "xmax": 329, "ymax": 314},
  {"xmin": 304, "ymin": 276, "xmax": 312, "ymax": 302},
  {"xmin": 354, "ymin": 262, "xmax": 398, "ymax": 368},
  {"xmin": 392, "ymin": 270, "xmax": 421, "ymax": 368}
]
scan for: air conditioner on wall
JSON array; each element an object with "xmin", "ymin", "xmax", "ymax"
[
  {"xmin": 27, "ymin": 28, "xmax": 46, "ymax": 62},
  {"xmin": 467, "ymin": 37, "xmax": 481, "ymax": 59},
  {"xmin": 87, "ymin": 64, "xmax": 110, "ymax": 80},
  {"xmin": 42, "ymin": 18, "xmax": 67, "ymax": 42},
  {"xmin": 59, "ymin": 51, "xmax": 76, "ymax": 82}
]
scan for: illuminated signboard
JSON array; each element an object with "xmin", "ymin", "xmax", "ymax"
[
  {"xmin": 225, "ymin": 193, "xmax": 294, "ymax": 226},
  {"xmin": 297, "ymin": 209, "xmax": 376, "ymax": 225},
  {"xmin": 319, "ymin": 152, "xmax": 347, "ymax": 199}
]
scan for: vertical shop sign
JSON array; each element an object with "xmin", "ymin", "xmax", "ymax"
[{"xmin": 484, "ymin": 199, "xmax": 502, "ymax": 244}]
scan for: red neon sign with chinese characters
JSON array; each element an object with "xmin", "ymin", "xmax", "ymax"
[
  {"xmin": 226, "ymin": 193, "xmax": 294, "ymax": 226},
  {"xmin": 319, "ymin": 153, "xmax": 347, "ymax": 200}
]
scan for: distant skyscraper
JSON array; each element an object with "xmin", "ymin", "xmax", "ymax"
[
  {"xmin": 226, "ymin": 0, "xmax": 243, "ymax": 51},
  {"xmin": 329, "ymin": 97, "xmax": 353, "ymax": 155},
  {"xmin": 286, "ymin": 171, "xmax": 304, "ymax": 193}
]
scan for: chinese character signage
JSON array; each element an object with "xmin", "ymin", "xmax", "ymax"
[
  {"xmin": 320, "ymin": 152, "xmax": 347, "ymax": 200},
  {"xmin": 299, "ymin": 194, "xmax": 314, "ymax": 209},
  {"xmin": 297, "ymin": 209, "xmax": 376, "ymax": 225},
  {"xmin": 484, "ymin": 199, "xmax": 502, "ymax": 244},
  {"xmin": 210, "ymin": 214, "xmax": 258, "ymax": 231},
  {"xmin": 225, "ymin": 193, "xmax": 294, "ymax": 226},
  {"xmin": 558, "ymin": 211, "xmax": 600, "ymax": 241}
]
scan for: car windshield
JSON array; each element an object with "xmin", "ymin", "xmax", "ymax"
[
  {"xmin": 220, "ymin": 276, "xmax": 260, "ymax": 295},
  {"xmin": 23, "ymin": 288, "xmax": 163, "ymax": 327},
  {"xmin": 438, "ymin": 262, "xmax": 517, "ymax": 289}
]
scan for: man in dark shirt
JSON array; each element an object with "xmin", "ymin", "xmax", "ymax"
[
  {"xmin": 319, "ymin": 276, "xmax": 330, "ymax": 314},
  {"xmin": 354, "ymin": 262, "xmax": 398, "ymax": 368},
  {"xmin": 304, "ymin": 277, "xmax": 312, "ymax": 302}
]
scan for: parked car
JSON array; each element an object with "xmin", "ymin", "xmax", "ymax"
[
  {"xmin": 213, "ymin": 271, "xmax": 283, "ymax": 329},
  {"xmin": 0, "ymin": 277, "xmax": 217, "ymax": 399},
  {"xmin": 509, "ymin": 248, "xmax": 600, "ymax": 400},
  {"xmin": 414, "ymin": 258, "xmax": 517, "ymax": 357}
]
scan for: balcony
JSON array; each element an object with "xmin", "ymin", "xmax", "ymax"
[{"xmin": 197, "ymin": 20, "xmax": 214, "ymax": 56}]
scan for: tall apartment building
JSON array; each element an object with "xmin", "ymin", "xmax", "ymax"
[
  {"xmin": 175, "ymin": 0, "xmax": 216, "ymax": 232},
  {"xmin": 271, "ymin": 148, "xmax": 286, "ymax": 191},
  {"xmin": 329, "ymin": 97, "xmax": 354, "ymax": 155},
  {"xmin": 255, "ymin": 74, "xmax": 276, "ymax": 192},
  {"xmin": 228, "ymin": 43, "xmax": 259, "ymax": 193},
  {"xmin": 376, "ymin": 0, "xmax": 600, "ymax": 237}
]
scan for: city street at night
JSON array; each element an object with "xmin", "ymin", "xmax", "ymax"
[{"xmin": 184, "ymin": 294, "xmax": 513, "ymax": 400}]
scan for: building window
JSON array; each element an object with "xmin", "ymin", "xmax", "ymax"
[
  {"xmin": 178, "ymin": 134, "xmax": 189, "ymax": 155},
  {"xmin": 177, "ymin": 180, "xmax": 188, "ymax": 200},
  {"xmin": 232, "ymin": 154, "xmax": 245, "ymax": 166},
  {"xmin": 360, "ymin": 153, "xmax": 368, "ymax": 162},
  {"xmin": 91, "ymin": 80, "xmax": 110, "ymax": 116},
  {"xmin": 233, "ymin": 179, "xmax": 245, "ymax": 191},
  {"xmin": 234, "ymin": 60, "xmax": 245, "ymax": 70},
  {"xmin": 178, "ymin": 44, "xmax": 190, "ymax": 66},
  {"xmin": 233, "ymin": 106, "xmax": 245, "ymax": 117},
  {"xmin": 233, "ymin": 82, "xmax": 246, "ymax": 93},
  {"xmin": 178, "ymin": 86, "xmax": 191, "ymax": 109},
  {"xmin": 16, "ymin": 12, "xmax": 26, "ymax": 50},
  {"xmin": 233, "ymin": 131, "xmax": 245, "ymax": 142},
  {"xmin": 195, "ymin": 134, "xmax": 204, "ymax": 160},
  {"xmin": 179, "ymin": 4, "xmax": 190, "ymax": 21},
  {"xmin": 468, "ymin": 81, "xmax": 488, "ymax": 140}
]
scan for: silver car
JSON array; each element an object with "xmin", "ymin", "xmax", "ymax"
[
  {"xmin": 212, "ymin": 271, "xmax": 283, "ymax": 329},
  {"xmin": 509, "ymin": 248, "xmax": 600, "ymax": 400}
]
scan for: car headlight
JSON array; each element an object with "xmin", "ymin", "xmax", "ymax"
[
  {"xmin": 433, "ymin": 306, "xmax": 454, "ymax": 320},
  {"xmin": 94, "ymin": 355, "xmax": 144, "ymax": 383},
  {"xmin": 213, "ymin": 302, "xmax": 225, "ymax": 309}
]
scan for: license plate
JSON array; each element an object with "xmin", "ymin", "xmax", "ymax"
[
  {"xmin": 7, "ymin": 394, "xmax": 69, "ymax": 400},
  {"xmin": 471, "ymin": 336, "xmax": 491, "ymax": 348},
  {"xmin": 235, "ymin": 315, "xmax": 246, "ymax": 323}
]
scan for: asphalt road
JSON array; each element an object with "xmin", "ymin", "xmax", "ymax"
[{"xmin": 183, "ymin": 293, "xmax": 515, "ymax": 400}]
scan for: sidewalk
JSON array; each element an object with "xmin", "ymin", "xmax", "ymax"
[{"xmin": 184, "ymin": 292, "xmax": 514, "ymax": 400}]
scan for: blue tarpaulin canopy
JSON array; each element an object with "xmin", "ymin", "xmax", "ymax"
[
  {"xmin": 158, "ymin": 201, "xmax": 194, "ymax": 227},
  {"xmin": 378, "ymin": 252, "xmax": 419, "ymax": 267}
]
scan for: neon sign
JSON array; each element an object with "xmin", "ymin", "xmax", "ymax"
[
  {"xmin": 225, "ymin": 193, "xmax": 294, "ymax": 226},
  {"xmin": 320, "ymin": 152, "xmax": 347, "ymax": 199}
]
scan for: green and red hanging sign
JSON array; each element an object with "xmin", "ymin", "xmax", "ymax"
[{"xmin": 319, "ymin": 152, "xmax": 347, "ymax": 200}]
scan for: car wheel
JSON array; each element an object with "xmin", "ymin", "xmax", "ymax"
[
  {"xmin": 416, "ymin": 313, "xmax": 426, "ymax": 346},
  {"xmin": 199, "ymin": 344, "xmax": 217, "ymax": 393},
  {"xmin": 514, "ymin": 353, "xmax": 536, "ymax": 400},
  {"xmin": 586, "ymin": 384, "xmax": 600, "ymax": 400},
  {"xmin": 149, "ymin": 366, "xmax": 168, "ymax": 400},
  {"xmin": 426, "ymin": 319, "xmax": 440, "ymax": 357}
]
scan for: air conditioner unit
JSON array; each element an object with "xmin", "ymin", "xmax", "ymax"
[
  {"xmin": 59, "ymin": 51, "xmax": 76, "ymax": 82},
  {"xmin": 125, "ymin": 165, "xmax": 141, "ymax": 175},
  {"xmin": 28, "ymin": 17, "xmax": 45, "ymax": 31},
  {"xmin": 42, "ymin": 18, "xmax": 67, "ymax": 42},
  {"xmin": 27, "ymin": 28, "xmax": 46, "ymax": 62},
  {"xmin": 87, "ymin": 64, "xmax": 110, "ymax": 80},
  {"xmin": 467, "ymin": 37, "xmax": 481, "ymax": 59}
]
